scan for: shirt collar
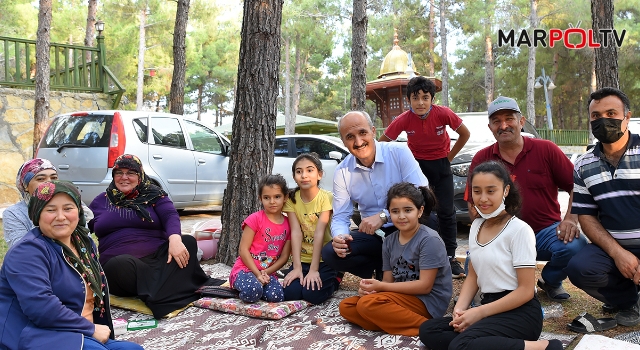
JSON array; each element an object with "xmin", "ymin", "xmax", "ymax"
[
  {"xmin": 354, "ymin": 141, "xmax": 384, "ymax": 170},
  {"xmin": 490, "ymin": 136, "xmax": 532, "ymax": 163}
]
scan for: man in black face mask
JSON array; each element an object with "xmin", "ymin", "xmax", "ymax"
[{"xmin": 566, "ymin": 87, "xmax": 640, "ymax": 327}]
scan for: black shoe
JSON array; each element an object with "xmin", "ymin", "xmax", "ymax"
[
  {"xmin": 450, "ymin": 258, "xmax": 465, "ymax": 279},
  {"xmin": 603, "ymin": 303, "xmax": 619, "ymax": 314},
  {"xmin": 616, "ymin": 298, "xmax": 640, "ymax": 326},
  {"xmin": 537, "ymin": 279, "xmax": 571, "ymax": 302}
]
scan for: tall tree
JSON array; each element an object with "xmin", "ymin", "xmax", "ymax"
[
  {"xmin": 591, "ymin": 0, "xmax": 619, "ymax": 89},
  {"xmin": 428, "ymin": 0, "xmax": 436, "ymax": 76},
  {"xmin": 439, "ymin": 0, "xmax": 449, "ymax": 106},
  {"xmin": 136, "ymin": 8, "xmax": 147, "ymax": 111},
  {"xmin": 351, "ymin": 0, "xmax": 367, "ymax": 110},
  {"xmin": 83, "ymin": 0, "xmax": 98, "ymax": 48},
  {"xmin": 526, "ymin": 0, "xmax": 539, "ymax": 126},
  {"xmin": 169, "ymin": 0, "xmax": 190, "ymax": 115},
  {"xmin": 33, "ymin": 0, "xmax": 52, "ymax": 157},
  {"xmin": 215, "ymin": 0, "xmax": 283, "ymax": 265}
]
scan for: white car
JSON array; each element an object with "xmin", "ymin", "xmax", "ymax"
[{"xmin": 36, "ymin": 110, "xmax": 348, "ymax": 208}]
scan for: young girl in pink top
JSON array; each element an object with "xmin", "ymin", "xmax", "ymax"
[{"xmin": 229, "ymin": 174, "xmax": 292, "ymax": 303}]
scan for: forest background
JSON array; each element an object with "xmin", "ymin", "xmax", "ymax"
[{"xmin": 1, "ymin": 0, "xmax": 638, "ymax": 131}]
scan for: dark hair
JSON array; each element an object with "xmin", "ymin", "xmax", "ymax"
[
  {"xmin": 386, "ymin": 182, "xmax": 437, "ymax": 225},
  {"xmin": 406, "ymin": 76, "xmax": 437, "ymax": 101},
  {"xmin": 589, "ymin": 87, "xmax": 631, "ymax": 114},
  {"xmin": 288, "ymin": 153, "xmax": 323, "ymax": 204},
  {"xmin": 258, "ymin": 174, "xmax": 289, "ymax": 197},
  {"xmin": 469, "ymin": 161, "xmax": 521, "ymax": 215}
]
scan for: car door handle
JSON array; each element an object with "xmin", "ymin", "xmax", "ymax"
[
  {"xmin": 58, "ymin": 165, "xmax": 70, "ymax": 170},
  {"xmin": 197, "ymin": 159, "xmax": 206, "ymax": 165},
  {"xmin": 152, "ymin": 155, "xmax": 163, "ymax": 160}
]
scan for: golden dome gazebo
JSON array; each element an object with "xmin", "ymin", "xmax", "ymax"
[{"xmin": 366, "ymin": 30, "xmax": 442, "ymax": 127}]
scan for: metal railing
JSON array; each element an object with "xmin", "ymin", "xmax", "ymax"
[
  {"xmin": 535, "ymin": 129, "xmax": 590, "ymax": 146},
  {"xmin": 0, "ymin": 35, "xmax": 124, "ymax": 108}
]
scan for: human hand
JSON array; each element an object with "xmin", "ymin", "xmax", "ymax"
[
  {"xmin": 358, "ymin": 214, "xmax": 384, "ymax": 235},
  {"xmin": 259, "ymin": 270, "xmax": 271, "ymax": 285},
  {"xmin": 468, "ymin": 203, "xmax": 480, "ymax": 220},
  {"xmin": 303, "ymin": 269, "xmax": 322, "ymax": 290},
  {"xmin": 614, "ymin": 249, "xmax": 640, "ymax": 280},
  {"xmin": 93, "ymin": 324, "xmax": 111, "ymax": 343},
  {"xmin": 556, "ymin": 220, "xmax": 580, "ymax": 243},
  {"xmin": 357, "ymin": 287, "xmax": 377, "ymax": 296},
  {"xmin": 359, "ymin": 278, "xmax": 381, "ymax": 293},
  {"xmin": 332, "ymin": 234, "xmax": 353, "ymax": 258},
  {"xmin": 167, "ymin": 234, "xmax": 189, "ymax": 268},
  {"xmin": 282, "ymin": 268, "xmax": 303, "ymax": 287},
  {"xmin": 449, "ymin": 307, "xmax": 483, "ymax": 333}
]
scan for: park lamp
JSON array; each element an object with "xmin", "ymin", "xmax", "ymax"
[
  {"xmin": 95, "ymin": 20, "xmax": 105, "ymax": 36},
  {"xmin": 534, "ymin": 67, "xmax": 556, "ymax": 129}
]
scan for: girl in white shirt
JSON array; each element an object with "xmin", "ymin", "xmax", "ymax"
[{"xmin": 419, "ymin": 160, "xmax": 563, "ymax": 350}]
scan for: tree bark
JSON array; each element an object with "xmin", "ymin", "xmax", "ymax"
[
  {"xmin": 428, "ymin": 0, "xmax": 435, "ymax": 77},
  {"xmin": 170, "ymin": 0, "xmax": 191, "ymax": 115},
  {"xmin": 351, "ymin": 0, "xmax": 367, "ymax": 111},
  {"xmin": 289, "ymin": 38, "xmax": 302, "ymax": 135},
  {"xmin": 33, "ymin": 0, "xmax": 52, "ymax": 157},
  {"xmin": 215, "ymin": 0, "xmax": 283, "ymax": 266},
  {"xmin": 526, "ymin": 0, "xmax": 539, "ymax": 126},
  {"xmin": 439, "ymin": 0, "xmax": 449, "ymax": 106},
  {"xmin": 197, "ymin": 84, "xmax": 203, "ymax": 121},
  {"xmin": 591, "ymin": 0, "xmax": 618, "ymax": 89},
  {"xmin": 84, "ymin": 0, "xmax": 97, "ymax": 63},
  {"xmin": 136, "ymin": 9, "xmax": 146, "ymax": 111},
  {"xmin": 484, "ymin": 34, "xmax": 494, "ymax": 106},
  {"xmin": 283, "ymin": 37, "xmax": 293, "ymax": 135}
]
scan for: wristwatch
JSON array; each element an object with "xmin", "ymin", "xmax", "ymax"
[{"xmin": 379, "ymin": 211, "xmax": 388, "ymax": 224}]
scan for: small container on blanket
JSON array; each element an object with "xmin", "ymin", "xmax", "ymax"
[{"xmin": 127, "ymin": 319, "xmax": 158, "ymax": 331}]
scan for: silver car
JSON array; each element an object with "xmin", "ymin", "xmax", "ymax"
[{"xmin": 36, "ymin": 111, "xmax": 347, "ymax": 208}]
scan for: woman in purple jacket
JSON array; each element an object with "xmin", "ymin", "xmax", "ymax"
[
  {"xmin": 0, "ymin": 180, "xmax": 142, "ymax": 350},
  {"xmin": 89, "ymin": 154, "xmax": 210, "ymax": 319}
]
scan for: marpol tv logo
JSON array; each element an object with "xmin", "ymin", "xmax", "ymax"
[{"xmin": 498, "ymin": 22, "xmax": 626, "ymax": 49}]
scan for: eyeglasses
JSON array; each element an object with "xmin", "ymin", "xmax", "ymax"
[{"xmin": 113, "ymin": 170, "xmax": 139, "ymax": 178}]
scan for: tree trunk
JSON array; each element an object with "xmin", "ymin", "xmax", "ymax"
[
  {"xmin": 284, "ymin": 37, "xmax": 292, "ymax": 134},
  {"xmin": 484, "ymin": 34, "xmax": 494, "ymax": 107},
  {"xmin": 170, "ymin": 0, "xmax": 190, "ymax": 115},
  {"xmin": 84, "ymin": 0, "xmax": 97, "ymax": 63},
  {"xmin": 215, "ymin": 0, "xmax": 283, "ymax": 266},
  {"xmin": 526, "ymin": 0, "xmax": 539, "ymax": 126},
  {"xmin": 197, "ymin": 84, "xmax": 203, "ymax": 121},
  {"xmin": 136, "ymin": 9, "xmax": 146, "ymax": 111},
  {"xmin": 591, "ymin": 0, "xmax": 618, "ymax": 89},
  {"xmin": 439, "ymin": 0, "xmax": 449, "ymax": 106},
  {"xmin": 289, "ymin": 39, "xmax": 302, "ymax": 135},
  {"xmin": 33, "ymin": 0, "xmax": 52, "ymax": 157},
  {"xmin": 428, "ymin": 0, "xmax": 435, "ymax": 77},
  {"xmin": 351, "ymin": 0, "xmax": 367, "ymax": 111}
]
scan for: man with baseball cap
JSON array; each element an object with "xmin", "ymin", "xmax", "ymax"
[{"xmin": 464, "ymin": 96, "xmax": 587, "ymax": 301}]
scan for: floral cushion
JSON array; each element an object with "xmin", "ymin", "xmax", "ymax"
[{"xmin": 193, "ymin": 297, "xmax": 309, "ymax": 320}]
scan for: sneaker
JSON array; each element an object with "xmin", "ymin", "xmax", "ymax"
[
  {"xmin": 616, "ymin": 298, "xmax": 640, "ymax": 326},
  {"xmin": 536, "ymin": 279, "xmax": 571, "ymax": 302},
  {"xmin": 450, "ymin": 257, "xmax": 466, "ymax": 279}
]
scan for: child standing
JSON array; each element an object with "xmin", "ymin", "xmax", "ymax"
[
  {"xmin": 379, "ymin": 76, "xmax": 470, "ymax": 278},
  {"xmin": 282, "ymin": 153, "xmax": 339, "ymax": 305},
  {"xmin": 420, "ymin": 161, "xmax": 562, "ymax": 350},
  {"xmin": 339, "ymin": 182, "xmax": 452, "ymax": 336},
  {"xmin": 229, "ymin": 174, "xmax": 292, "ymax": 303}
]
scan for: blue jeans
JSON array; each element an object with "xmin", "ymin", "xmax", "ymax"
[
  {"xmin": 535, "ymin": 221, "xmax": 587, "ymax": 287},
  {"xmin": 233, "ymin": 270, "xmax": 284, "ymax": 303},
  {"xmin": 83, "ymin": 337, "xmax": 143, "ymax": 350}
]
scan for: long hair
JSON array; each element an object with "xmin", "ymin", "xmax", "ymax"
[{"xmin": 469, "ymin": 160, "xmax": 521, "ymax": 215}]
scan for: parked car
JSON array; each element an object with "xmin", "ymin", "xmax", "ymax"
[
  {"xmin": 36, "ymin": 110, "xmax": 348, "ymax": 208},
  {"xmin": 448, "ymin": 112, "xmax": 540, "ymax": 226}
]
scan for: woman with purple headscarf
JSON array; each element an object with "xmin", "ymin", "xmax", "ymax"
[{"xmin": 3, "ymin": 158, "xmax": 59, "ymax": 248}]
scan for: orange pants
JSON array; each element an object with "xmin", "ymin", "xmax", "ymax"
[{"xmin": 339, "ymin": 292, "xmax": 432, "ymax": 336}]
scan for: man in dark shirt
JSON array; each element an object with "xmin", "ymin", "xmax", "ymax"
[{"xmin": 466, "ymin": 96, "xmax": 587, "ymax": 301}]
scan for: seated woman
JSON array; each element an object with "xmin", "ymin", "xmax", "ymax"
[
  {"xmin": 89, "ymin": 154, "xmax": 211, "ymax": 319},
  {"xmin": 0, "ymin": 180, "xmax": 143, "ymax": 350},
  {"xmin": 3, "ymin": 158, "xmax": 93, "ymax": 248}
]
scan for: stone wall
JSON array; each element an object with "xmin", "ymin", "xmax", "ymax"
[{"xmin": 0, "ymin": 87, "xmax": 114, "ymax": 205}]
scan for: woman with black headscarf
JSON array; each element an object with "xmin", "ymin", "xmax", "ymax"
[
  {"xmin": 0, "ymin": 180, "xmax": 143, "ymax": 350},
  {"xmin": 88, "ymin": 154, "xmax": 212, "ymax": 319}
]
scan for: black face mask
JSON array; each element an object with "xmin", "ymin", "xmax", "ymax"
[{"xmin": 591, "ymin": 118, "xmax": 627, "ymax": 144}]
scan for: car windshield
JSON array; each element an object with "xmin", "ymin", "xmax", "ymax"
[{"xmin": 448, "ymin": 113, "xmax": 495, "ymax": 143}]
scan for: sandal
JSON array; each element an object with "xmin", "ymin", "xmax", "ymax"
[{"xmin": 567, "ymin": 312, "xmax": 617, "ymax": 333}]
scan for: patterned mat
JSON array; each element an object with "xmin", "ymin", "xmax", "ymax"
[
  {"xmin": 615, "ymin": 331, "xmax": 640, "ymax": 345},
  {"xmin": 110, "ymin": 263, "xmax": 576, "ymax": 349}
]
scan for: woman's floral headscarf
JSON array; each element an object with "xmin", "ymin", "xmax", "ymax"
[
  {"xmin": 28, "ymin": 180, "xmax": 106, "ymax": 316},
  {"xmin": 16, "ymin": 158, "xmax": 57, "ymax": 204},
  {"xmin": 106, "ymin": 154, "xmax": 167, "ymax": 222}
]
